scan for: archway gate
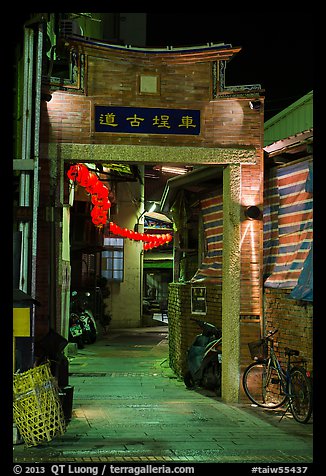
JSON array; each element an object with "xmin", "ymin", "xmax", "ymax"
[{"xmin": 39, "ymin": 39, "xmax": 264, "ymax": 402}]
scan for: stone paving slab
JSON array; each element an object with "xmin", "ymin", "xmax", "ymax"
[{"xmin": 13, "ymin": 327, "xmax": 314, "ymax": 466}]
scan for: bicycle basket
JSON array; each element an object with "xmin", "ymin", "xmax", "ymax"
[{"xmin": 248, "ymin": 339, "xmax": 268, "ymax": 361}]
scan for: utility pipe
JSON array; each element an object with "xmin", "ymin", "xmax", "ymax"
[
  {"xmin": 29, "ymin": 22, "xmax": 43, "ymax": 356},
  {"xmin": 19, "ymin": 27, "xmax": 34, "ymax": 292}
]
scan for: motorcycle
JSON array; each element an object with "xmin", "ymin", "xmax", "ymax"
[
  {"xmin": 184, "ymin": 317, "xmax": 222, "ymax": 395},
  {"xmin": 71, "ymin": 291, "xmax": 98, "ymax": 344},
  {"xmin": 68, "ymin": 312, "xmax": 84, "ymax": 349}
]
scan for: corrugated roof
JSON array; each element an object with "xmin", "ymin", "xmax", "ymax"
[{"xmin": 264, "ymin": 91, "xmax": 313, "ymax": 147}]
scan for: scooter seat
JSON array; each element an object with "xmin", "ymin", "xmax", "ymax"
[{"xmin": 192, "ymin": 335, "xmax": 211, "ymax": 347}]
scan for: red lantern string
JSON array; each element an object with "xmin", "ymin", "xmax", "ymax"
[
  {"xmin": 66, "ymin": 164, "xmax": 172, "ymax": 239},
  {"xmin": 108, "ymin": 221, "xmax": 172, "ymax": 250},
  {"xmin": 67, "ymin": 163, "xmax": 111, "ymax": 228}
]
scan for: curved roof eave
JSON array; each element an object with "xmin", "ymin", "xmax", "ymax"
[{"xmin": 66, "ymin": 35, "xmax": 242, "ymax": 62}]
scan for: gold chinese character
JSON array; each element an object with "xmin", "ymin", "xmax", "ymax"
[
  {"xmin": 99, "ymin": 113, "xmax": 118, "ymax": 127},
  {"xmin": 178, "ymin": 115, "xmax": 196, "ymax": 128},
  {"xmin": 126, "ymin": 114, "xmax": 144, "ymax": 127},
  {"xmin": 153, "ymin": 115, "xmax": 171, "ymax": 128}
]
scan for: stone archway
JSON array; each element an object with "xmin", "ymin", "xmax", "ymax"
[{"xmin": 48, "ymin": 142, "xmax": 255, "ymax": 402}]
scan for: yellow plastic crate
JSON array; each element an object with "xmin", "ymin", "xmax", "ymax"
[{"xmin": 13, "ymin": 362, "xmax": 66, "ymax": 447}]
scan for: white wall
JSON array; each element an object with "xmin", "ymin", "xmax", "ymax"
[{"xmin": 107, "ymin": 177, "xmax": 144, "ymax": 328}]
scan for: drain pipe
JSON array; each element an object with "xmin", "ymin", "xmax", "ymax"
[
  {"xmin": 30, "ymin": 22, "xmax": 43, "ymax": 337},
  {"xmin": 139, "ymin": 166, "xmax": 145, "ymax": 326},
  {"xmin": 19, "ymin": 26, "xmax": 34, "ymax": 293}
]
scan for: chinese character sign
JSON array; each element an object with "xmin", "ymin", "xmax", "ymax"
[{"xmin": 95, "ymin": 106, "xmax": 200, "ymax": 135}]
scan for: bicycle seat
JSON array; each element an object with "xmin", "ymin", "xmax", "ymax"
[{"xmin": 285, "ymin": 347, "xmax": 299, "ymax": 357}]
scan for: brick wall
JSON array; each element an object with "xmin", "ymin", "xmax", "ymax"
[
  {"xmin": 168, "ymin": 282, "xmax": 222, "ymax": 377},
  {"xmin": 264, "ymin": 288, "xmax": 313, "ymax": 372},
  {"xmin": 168, "ymin": 281, "xmax": 264, "ymax": 402},
  {"xmin": 41, "ymin": 41, "xmax": 263, "ymax": 150}
]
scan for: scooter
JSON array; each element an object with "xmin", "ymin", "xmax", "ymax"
[
  {"xmin": 68, "ymin": 312, "xmax": 84, "ymax": 349},
  {"xmin": 184, "ymin": 317, "xmax": 222, "ymax": 395},
  {"xmin": 71, "ymin": 291, "xmax": 98, "ymax": 344},
  {"xmin": 79, "ymin": 307, "xmax": 97, "ymax": 344}
]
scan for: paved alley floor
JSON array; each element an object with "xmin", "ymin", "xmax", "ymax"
[{"xmin": 13, "ymin": 326, "xmax": 314, "ymax": 467}]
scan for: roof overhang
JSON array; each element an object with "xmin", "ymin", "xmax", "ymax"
[
  {"xmin": 263, "ymin": 129, "xmax": 313, "ymax": 158},
  {"xmin": 65, "ymin": 36, "xmax": 242, "ymax": 64},
  {"xmin": 160, "ymin": 166, "xmax": 224, "ymax": 212}
]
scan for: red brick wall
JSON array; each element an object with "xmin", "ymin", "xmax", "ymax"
[
  {"xmin": 168, "ymin": 282, "xmax": 262, "ymax": 398},
  {"xmin": 40, "ymin": 41, "xmax": 263, "ymax": 150},
  {"xmin": 264, "ymin": 288, "xmax": 313, "ymax": 372},
  {"xmin": 168, "ymin": 283, "xmax": 222, "ymax": 377},
  {"xmin": 38, "ymin": 41, "xmax": 264, "ymax": 341}
]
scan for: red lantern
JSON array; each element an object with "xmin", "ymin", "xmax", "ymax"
[
  {"xmin": 114, "ymin": 225, "xmax": 122, "ymax": 235},
  {"xmin": 108, "ymin": 222, "xmax": 115, "ymax": 234},
  {"xmin": 92, "ymin": 216, "xmax": 101, "ymax": 225},
  {"xmin": 101, "ymin": 200, "xmax": 111, "ymax": 211},
  {"xmin": 91, "ymin": 194, "xmax": 110, "ymax": 207},
  {"xmin": 67, "ymin": 165, "xmax": 79, "ymax": 181},
  {"xmin": 91, "ymin": 207, "xmax": 100, "ymax": 219},
  {"xmin": 85, "ymin": 174, "xmax": 99, "ymax": 194},
  {"xmin": 91, "ymin": 181, "xmax": 108, "ymax": 198},
  {"xmin": 75, "ymin": 164, "xmax": 88, "ymax": 182},
  {"xmin": 80, "ymin": 171, "xmax": 98, "ymax": 188},
  {"xmin": 78, "ymin": 167, "xmax": 91, "ymax": 187}
]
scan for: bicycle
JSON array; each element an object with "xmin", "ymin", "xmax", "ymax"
[{"xmin": 242, "ymin": 328, "xmax": 313, "ymax": 423}]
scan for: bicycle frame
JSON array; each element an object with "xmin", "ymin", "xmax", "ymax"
[
  {"xmin": 267, "ymin": 346, "xmax": 290, "ymax": 398},
  {"xmin": 243, "ymin": 328, "xmax": 313, "ymax": 423}
]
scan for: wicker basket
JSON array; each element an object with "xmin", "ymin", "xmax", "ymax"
[
  {"xmin": 248, "ymin": 339, "xmax": 268, "ymax": 361},
  {"xmin": 13, "ymin": 362, "xmax": 66, "ymax": 447}
]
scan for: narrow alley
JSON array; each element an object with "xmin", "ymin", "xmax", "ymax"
[{"xmin": 13, "ymin": 327, "xmax": 313, "ymax": 465}]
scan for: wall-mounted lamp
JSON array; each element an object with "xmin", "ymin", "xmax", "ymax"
[
  {"xmin": 249, "ymin": 100, "xmax": 261, "ymax": 111},
  {"xmin": 244, "ymin": 205, "xmax": 262, "ymax": 220},
  {"xmin": 134, "ymin": 202, "xmax": 157, "ymax": 232}
]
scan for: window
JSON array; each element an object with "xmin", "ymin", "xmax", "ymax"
[{"xmin": 101, "ymin": 236, "xmax": 124, "ymax": 282}]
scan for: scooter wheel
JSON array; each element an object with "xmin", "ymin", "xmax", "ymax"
[{"xmin": 184, "ymin": 371, "xmax": 195, "ymax": 389}]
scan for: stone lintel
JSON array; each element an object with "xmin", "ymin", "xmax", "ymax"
[{"xmin": 45, "ymin": 143, "xmax": 257, "ymax": 166}]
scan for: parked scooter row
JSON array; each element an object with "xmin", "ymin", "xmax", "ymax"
[
  {"xmin": 184, "ymin": 317, "xmax": 222, "ymax": 396},
  {"xmin": 69, "ymin": 291, "xmax": 98, "ymax": 349}
]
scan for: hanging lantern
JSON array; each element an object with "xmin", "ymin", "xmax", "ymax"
[
  {"xmin": 78, "ymin": 167, "xmax": 91, "ymax": 187},
  {"xmin": 80, "ymin": 171, "xmax": 98, "ymax": 190},
  {"xmin": 109, "ymin": 221, "xmax": 117, "ymax": 234},
  {"xmin": 67, "ymin": 165, "xmax": 79, "ymax": 181},
  {"xmin": 74, "ymin": 164, "xmax": 89, "ymax": 182},
  {"xmin": 91, "ymin": 181, "xmax": 109, "ymax": 198},
  {"xmin": 91, "ymin": 194, "xmax": 111, "ymax": 207},
  {"xmin": 101, "ymin": 200, "xmax": 111, "ymax": 211},
  {"xmin": 85, "ymin": 174, "xmax": 100, "ymax": 194},
  {"xmin": 91, "ymin": 207, "xmax": 101, "ymax": 219}
]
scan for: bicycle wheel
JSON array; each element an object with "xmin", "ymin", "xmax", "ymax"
[
  {"xmin": 289, "ymin": 366, "xmax": 313, "ymax": 423},
  {"xmin": 242, "ymin": 362, "xmax": 287, "ymax": 408}
]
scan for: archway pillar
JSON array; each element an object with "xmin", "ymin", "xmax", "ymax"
[{"xmin": 221, "ymin": 164, "xmax": 241, "ymax": 403}]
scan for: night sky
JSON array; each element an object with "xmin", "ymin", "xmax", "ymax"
[
  {"xmin": 9, "ymin": 12, "xmax": 314, "ymax": 122},
  {"xmin": 146, "ymin": 13, "xmax": 314, "ymax": 120}
]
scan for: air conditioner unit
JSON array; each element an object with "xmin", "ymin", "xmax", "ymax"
[{"xmin": 60, "ymin": 19, "xmax": 81, "ymax": 37}]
